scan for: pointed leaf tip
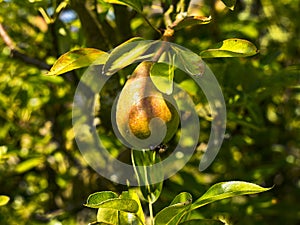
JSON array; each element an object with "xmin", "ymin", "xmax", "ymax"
[
  {"xmin": 191, "ymin": 181, "xmax": 271, "ymax": 210},
  {"xmin": 200, "ymin": 39, "xmax": 258, "ymax": 58},
  {"xmin": 221, "ymin": 0, "xmax": 237, "ymax": 10},
  {"xmin": 47, "ymin": 48, "xmax": 108, "ymax": 76}
]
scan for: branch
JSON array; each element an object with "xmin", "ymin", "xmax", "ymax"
[
  {"xmin": 113, "ymin": 5, "xmax": 133, "ymax": 42},
  {"xmin": 0, "ymin": 23, "xmax": 51, "ymax": 70},
  {"xmin": 70, "ymin": 0, "xmax": 112, "ymax": 50}
]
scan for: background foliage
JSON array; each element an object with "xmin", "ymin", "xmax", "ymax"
[{"xmin": 0, "ymin": 0, "xmax": 299, "ymax": 224}]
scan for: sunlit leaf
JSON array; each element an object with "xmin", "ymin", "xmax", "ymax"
[
  {"xmin": 132, "ymin": 150, "xmax": 163, "ymax": 204},
  {"xmin": 171, "ymin": 15, "xmax": 212, "ymax": 30},
  {"xmin": 149, "ymin": 41, "xmax": 205, "ymax": 94},
  {"xmin": 104, "ymin": 39, "xmax": 204, "ymax": 81},
  {"xmin": 0, "ymin": 195, "xmax": 10, "ymax": 207},
  {"xmin": 86, "ymin": 198, "xmax": 139, "ymax": 212},
  {"xmin": 97, "ymin": 208, "xmax": 118, "ymax": 224},
  {"xmin": 118, "ymin": 211, "xmax": 141, "ymax": 224},
  {"xmin": 171, "ymin": 45, "xmax": 205, "ymax": 76},
  {"xmin": 103, "ymin": 0, "xmax": 143, "ymax": 13},
  {"xmin": 103, "ymin": 37, "xmax": 154, "ymax": 75},
  {"xmin": 93, "ymin": 191, "xmax": 141, "ymax": 225},
  {"xmin": 120, "ymin": 190, "xmax": 145, "ymax": 225},
  {"xmin": 154, "ymin": 196, "xmax": 192, "ymax": 225},
  {"xmin": 15, "ymin": 157, "xmax": 44, "ymax": 174},
  {"xmin": 179, "ymin": 219, "xmax": 224, "ymax": 225},
  {"xmin": 221, "ymin": 0, "xmax": 236, "ymax": 10},
  {"xmin": 200, "ymin": 39, "xmax": 258, "ymax": 58},
  {"xmin": 97, "ymin": 208, "xmax": 139, "ymax": 225},
  {"xmin": 47, "ymin": 48, "xmax": 108, "ymax": 76},
  {"xmin": 170, "ymin": 192, "xmax": 192, "ymax": 206},
  {"xmin": 179, "ymin": 79, "xmax": 199, "ymax": 96},
  {"xmin": 86, "ymin": 191, "xmax": 118, "ymax": 207},
  {"xmin": 150, "ymin": 61, "xmax": 174, "ymax": 95},
  {"xmin": 191, "ymin": 181, "xmax": 271, "ymax": 210},
  {"xmin": 155, "ymin": 182, "xmax": 270, "ymax": 224}
]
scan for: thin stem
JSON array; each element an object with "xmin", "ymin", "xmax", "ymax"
[
  {"xmin": 164, "ymin": 5, "xmax": 174, "ymax": 28},
  {"xmin": 141, "ymin": 14, "xmax": 162, "ymax": 36},
  {"xmin": 0, "ymin": 23, "xmax": 51, "ymax": 70},
  {"xmin": 142, "ymin": 150, "xmax": 151, "ymax": 188},
  {"xmin": 148, "ymin": 199, "xmax": 154, "ymax": 225},
  {"xmin": 0, "ymin": 23, "xmax": 15, "ymax": 49},
  {"xmin": 176, "ymin": 0, "xmax": 185, "ymax": 13}
]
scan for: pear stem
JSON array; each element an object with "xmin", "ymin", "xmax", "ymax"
[{"xmin": 148, "ymin": 199, "xmax": 154, "ymax": 225}]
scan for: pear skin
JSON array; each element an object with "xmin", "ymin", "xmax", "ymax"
[{"xmin": 116, "ymin": 62, "xmax": 179, "ymax": 147}]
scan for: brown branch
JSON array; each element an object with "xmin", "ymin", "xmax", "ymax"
[
  {"xmin": 0, "ymin": 23, "xmax": 51, "ymax": 70},
  {"xmin": 11, "ymin": 50, "xmax": 51, "ymax": 70},
  {"xmin": 70, "ymin": 0, "xmax": 112, "ymax": 50},
  {"xmin": 0, "ymin": 23, "xmax": 14, "ymax": 49},
  {"xmin": 113, "ymin": 5, "xmax": 133, "ymax": 43}
]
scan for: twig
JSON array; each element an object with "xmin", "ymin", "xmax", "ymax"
[
  {"xmin": 142, "ymin": 14, "xmax": 162, "ymax": 36},
  {"xmin": 0, "ymin": 23, "xmax": 14, "ymax": 49},
  {"xmin": 11, "ymin": 50, "xmax": 51, "ymax": 70},
  {"xmin": 0, "ymin": 23, "xmax": 51, "ymax": 70},
  {"xmin": 148, "ymin": 200, "xmax": 154, "ymax": 225}
]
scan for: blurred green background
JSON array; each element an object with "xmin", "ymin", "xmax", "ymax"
[{"xmin": 0, "ymin": 0, "xmax": 299, "ymax": 224}]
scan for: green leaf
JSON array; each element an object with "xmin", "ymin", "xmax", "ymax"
[
  {"xmin": 97, "ymin": 208, "xmax": 140, "ymax": 225},
  {"xmin": 153, "ymin": 192, "xmax": 193, "ymax": 225},
  {"xmin": 179, "ymin": 79, "xmax": 199, "ymax": 96},
  {"xmin": 170, "ymin": 192, "xmax": 192, "ymax": 206},
  {"xmin": 104, "ymin": 39, "xmax": 204, "ymax": 81},
  {"xmin": 120, "ymin": 190, "xmax": 145, "ymax": 225},
  {"xmin": 154, "ymin": 197, "xmax": 192, "ymax": 225},
  {"xmin": 97, "ymin": 208, "xmax": 118, "ymax": 224},
  {"xmin": 0, "ymin": 195, "xmax": 10, "ymax": 207},
  {"xmin": 103, "ymin": 37, "xmax": 153, "ymax": 75},
  {"xmin": 171, "ymin": 15, "xmax": 212, "ymax": 30},
  {"xmin": 103, "ymin": 0, "xmax": 143, "ymax": 13},
  {"xmin": 171, "ymin": 45, "xmax": 205, "ymax": 76},
  {"xmin": 89, "ymin": 221, "xmax": 113, "ymax": 225},
  {"xmin": 86, "ymin": 191, "xmax": 118, "ymax": 207},
  {"xmin": 86, "ymin": 198, "xmax": 139, "ymax": 213},
  {"xmin": 221, "ymin": 0, "xmax": 236, "ymax": 10},
  {"xmin": 150, "ymin": 61, "xmax": 174, "ymax": 95},
  {"xmin": 155, "ymin": 182, "xmax": 270, "ymax": 224},
  {"xmin": 191, "ymin": 181, "xmax": 272, "ymax": 210},
  {"xmin": 200, "ymin": 39, "xmax": 258, "ymax": 58},
  {"xmin": 147, "ymin": 43, "xmax": 205, "ymax": 91},
  {"xmin": 93, "ymin": 191, "xmax": 141, "ymax": 225},
  {"xmin": 179, "ymin": 219, "xmax": 224, "ymax": 225},
  {"xmin": 132, "ymin": 150, "xmax": 163, "ymax": 204},
  {"xmin": 15, "ymin": 157, "xmax": 44, "ymax": 174},
  {"xmin": 47, "ymin": 48, "xmax": 108, "ymax": 76}
]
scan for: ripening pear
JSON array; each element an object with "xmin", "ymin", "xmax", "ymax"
[{"xmin": 115, "ymin": 61, "xmax": 179, "ymax": 148}]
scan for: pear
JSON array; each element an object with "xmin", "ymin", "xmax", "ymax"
[{"xmin": 115, "ymin": 61, "xmax": 179, "ymax": 149}]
